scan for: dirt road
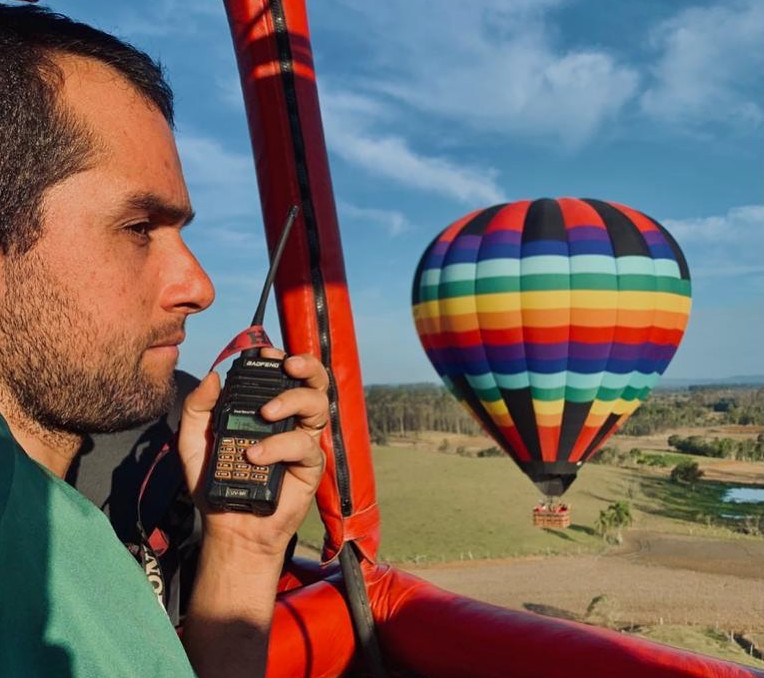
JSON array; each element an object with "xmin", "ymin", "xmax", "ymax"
[{"xmin": 399, "ymin": 530, "xmax": 764, "ymax": 631}]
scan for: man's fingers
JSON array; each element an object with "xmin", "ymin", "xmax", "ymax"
[
  {"xmin": 283, "ymin": 354, "xmax": 329, "ymax": 393},
  {"xmin": 260, "ymin": 385, "xmax": 329, "ymax": 434},
  {"xmin": 259, "ymin": 346, "xmax": 286, "ymax": 360},
  {"xmin": 245, "ymin": 430, "xmax": 324, "ymax": 471},
  {"xmin": 183, "ymin": 371, "xmax": 221, "ymax": 417},
  {"xmin": 178, "ymin": 371, "xmax": 220, "ymax": 473}
]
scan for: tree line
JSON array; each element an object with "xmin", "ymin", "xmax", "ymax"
[
  {"xmin": 620, "ymin": 387, "xmax": 764, "ymax": 435},
  {"xmin": 365, "ymin": 384, "xmax": 482, "ymax": 444},
  {"xmin": 667, "ymin": 434, "xmax": 764, "ymax": 461},
  {"xmin": 364, "ymin": 384, "xmax": 764, "ymax": 441}
]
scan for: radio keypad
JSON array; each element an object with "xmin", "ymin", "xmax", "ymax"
[{"xmin": 216, "ymin": 436, "xmax": 271, "ymax": 483}]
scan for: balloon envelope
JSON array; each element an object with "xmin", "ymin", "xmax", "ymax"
[{"xmin": 412, "ymin": 198, "xmax": 691, "ymax": 496}]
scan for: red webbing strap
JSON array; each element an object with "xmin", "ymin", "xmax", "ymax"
[
  {"xmin": 210, "ymin": 324, "xmax": 273, "ymax": 370},
  {"xmin": 223, "ymin": 0, "xmax": 380, "ymax": 565}
]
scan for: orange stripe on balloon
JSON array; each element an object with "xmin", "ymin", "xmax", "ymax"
[
  {"xmin": 534, "ymin": 412, "xmax": 565, "ymax": 427},
  {"xmin": 537, "ymin": 425, "xmax": 562, "ymax": 462},
  {"xmin": 569, "ymin": 425, "xmax": 601, "ymax": 462}
]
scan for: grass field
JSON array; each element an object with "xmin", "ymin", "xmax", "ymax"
[
  {"xmin": 298, "ymin": 445, "xmax": 763, "ymax": 562},
  {"xmin": 634, "ymin": 626, "xmax": 764, "ymax": 669},
  {"xmin": 296, "ymin": 441, "xmax": 764, "ymax": 666}
]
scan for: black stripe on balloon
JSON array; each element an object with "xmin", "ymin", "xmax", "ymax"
[
  {"xmin": 460, "ymin": 203, "xmax": 507, "ymax": 236},
  {"xmin": 583, "ymin": 199, "xmax": 650, "ymax": 257},
  {"xmin": 581, "ymin": 413, "xmax": 621, "ymax": 461},
  {"xmin": 522, "ymin": 198, "xmax": 566, "ymax": 242},
  {"xmin": 411, "ymin": 234, "xmax": 442, "ymax": 306},
  {"xmin": 450, "ymin": 375, "xmax": 512, "ymax": 453},
  {"xmin": 557, "ymin": 401, "xmax": 592, "ymax": 462},
  {"xmin": 646, "ymin": 215, "xmax": 691, "ymax": 281},
  {"xmin": 499, "ymin": 387, "xmax": 543, "ymax": 461}
]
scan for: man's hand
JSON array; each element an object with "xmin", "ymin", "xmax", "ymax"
[
  {"xmin": 177, "ymin": 348, "xmax": 328, "ymax": 557},
  {"xmin": 177, "ymin": 348, "xmax": 328, "ymax": 678}
]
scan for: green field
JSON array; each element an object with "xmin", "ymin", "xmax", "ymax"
[
  {"xmin": 298, "ymin": 445, "xmax": 762, "ymax": 562},
  {"xmin": 634, "ymin": 626, "xmax": 764, "ymax": 669}
]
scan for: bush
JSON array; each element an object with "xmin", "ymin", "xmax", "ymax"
[
  {"xmin": 670, "ymin": 460, "xmax": 704, "ymax": 488},
  {"xmin": 595, "ymin": 500, "xmax": 634, "ymax": 544},
  {"xmin": 476, "ymin": 446, "xmax": 503, "ymax": 458},
  {"xmin": 590, "ymin": 446, "xmax": 630, "ymax": 466},
  {"xmin": 585, "ymin": 594, "xmax": 619, "ymax": 628},
  {"xmin": 637, "ymin": 453, "xmax": 672, "ymax": 467}
]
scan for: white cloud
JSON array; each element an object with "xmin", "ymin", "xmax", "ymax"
[
  {"xmin": 663, "ymin": 205, "xmax": 764, "ymax": 285},
  {"xmin": 321, "ymin": 89, "xmax": 506, "ymax": 205},
  {"xmin": 641, "ymin": 0, "xmax": 764, "ymax": 128},
  {"xmin": 338, "ymin": 202, "xmax": 411, "ymax": 237},
  {"xmin": 105, "ymin": 0, "xmax": 221, "ymax": 37},
  {"xmin": 176, "ymin": 132, "xmax": 260, "ymax": 223},
  {"xmin": 338, "ymin": 1, "xmax": 638, "ymax": 149}
]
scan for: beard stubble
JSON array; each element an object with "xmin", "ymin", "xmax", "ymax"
[{"xmin": 0, "ymin": 251, "xmax": 178, "ymax": 434}]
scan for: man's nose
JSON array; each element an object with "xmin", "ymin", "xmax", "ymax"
[{"xmin": 161, "ymin": 238, "xmax": 215, "ymax": 314}]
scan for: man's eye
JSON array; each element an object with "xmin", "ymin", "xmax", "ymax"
[{"xmin": 126, "ymin": 222, "xmax": 152, "ymax": 241}]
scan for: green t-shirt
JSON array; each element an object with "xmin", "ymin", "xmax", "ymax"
[{"xmin": 0, "ymin": 415, "xmax": 196, "ymax": 677}]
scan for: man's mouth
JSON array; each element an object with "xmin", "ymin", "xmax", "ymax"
[{"xmin": 149, "ymin": 332, "xmax": 185, "ymax": 349}]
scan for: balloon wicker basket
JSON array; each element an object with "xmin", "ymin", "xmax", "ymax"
[{"xmin": 532, "ymin": 503, "xmax": 571, "ymax": 528}]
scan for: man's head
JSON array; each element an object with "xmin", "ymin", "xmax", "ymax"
[
  {"xmin": 0, "ymin": 5, "xmax": 214, "ymax": 435},
  {"xmin": 0, "ymin": 4, "xmax": 173, "ymax": 255}
]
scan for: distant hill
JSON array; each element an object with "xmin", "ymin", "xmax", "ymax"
[{"xmin": 657, "ymin": 375, "xmax": 764, "ymax": 390}]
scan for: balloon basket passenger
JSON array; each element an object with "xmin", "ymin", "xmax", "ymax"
[{"xmin": 532, "ymin": 499, "xmax": 571, "ymax": 528}]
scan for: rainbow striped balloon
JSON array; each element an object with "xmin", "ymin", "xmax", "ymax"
[{"xmin": 412, "ymin": 198, "xmax": 691, "ymax": 496}]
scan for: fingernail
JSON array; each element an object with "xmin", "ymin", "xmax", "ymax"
[
  {"xmin": 286, "ymin": 356, "xmax": 304, "ymax": 369},
  {"xmin": 248, "ymin": 443, "xmax": 263, "ymax": 459}
]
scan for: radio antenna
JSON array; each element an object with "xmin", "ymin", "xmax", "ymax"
[{"xmin": 251, "ymin": 205, "xmax": 299, "ymax": 326}]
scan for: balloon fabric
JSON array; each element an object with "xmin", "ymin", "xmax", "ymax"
[{"xmin": 412, "ymin": 198, "xmax": 691, "ymax": 496}]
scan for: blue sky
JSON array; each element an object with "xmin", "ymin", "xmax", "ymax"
[{"xmin": 54, "ymin": 0, "xmax": 763, "ymax": 384}]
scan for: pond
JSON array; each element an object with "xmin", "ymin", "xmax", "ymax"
[{"xmin": 722, "ymin": 487, "xmax": 764, "ymax": 504}]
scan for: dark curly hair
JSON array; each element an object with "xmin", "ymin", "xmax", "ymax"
[{"xmin": 0, "ymin": 4, "xmax": 174, "ymax": 254}]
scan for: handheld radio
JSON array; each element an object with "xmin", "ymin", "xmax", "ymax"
[{"xmin": 204, "ymin": 206, "xmax": 300, "ymax": 515}]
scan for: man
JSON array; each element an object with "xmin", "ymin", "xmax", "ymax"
[{"xmin": 0, "ymin": 5, "xmax": 328, "ymax": 677}]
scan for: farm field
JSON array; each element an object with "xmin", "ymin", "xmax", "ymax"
[
  {"xmin": 297, "ymin": 431, "xmax": 764, "ymax": 667},
  {"xmin": 299, "ymin": 440, "xmax": 764, "ymax": 562}
]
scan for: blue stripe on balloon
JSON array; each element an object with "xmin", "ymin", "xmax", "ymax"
[
  {"xmin": 429, "ymin": 354, "xmax": 675, "ymax": 376},
  {"xmin": 444, "ymin": 247, "xmax": 480, "ymax": 264},
  {"xmin": 520, "ymin": 240, "xmax": 570, "ymax": 257},
  {"xmin": 566, "ymin": 240, "xmax": 615, "ymax": 256},
  {"xmin": 648, "ymin": 244, "xmax": 676, "ymax": 259},
  {"xmin": 476, "ymin": 243, "xmax": 521, "ymax": 260}
]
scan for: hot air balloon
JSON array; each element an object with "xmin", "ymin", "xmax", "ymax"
[{"xmin": 412, "ymin": 198, "xmax": 691, "ymax": 506}]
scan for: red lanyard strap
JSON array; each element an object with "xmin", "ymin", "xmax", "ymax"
[{"xmin": 210, "ymin": 325, "xmax": 273, "ymax": 370}]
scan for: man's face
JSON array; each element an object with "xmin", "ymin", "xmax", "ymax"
[{"xmin": 0, "ymin": 56, "xmax": 214, "ymax": 433}]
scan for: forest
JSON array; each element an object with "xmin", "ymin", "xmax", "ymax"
[{"xmin": 364, "ymin": 383, "xmax": 764, "ymax": 443}]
